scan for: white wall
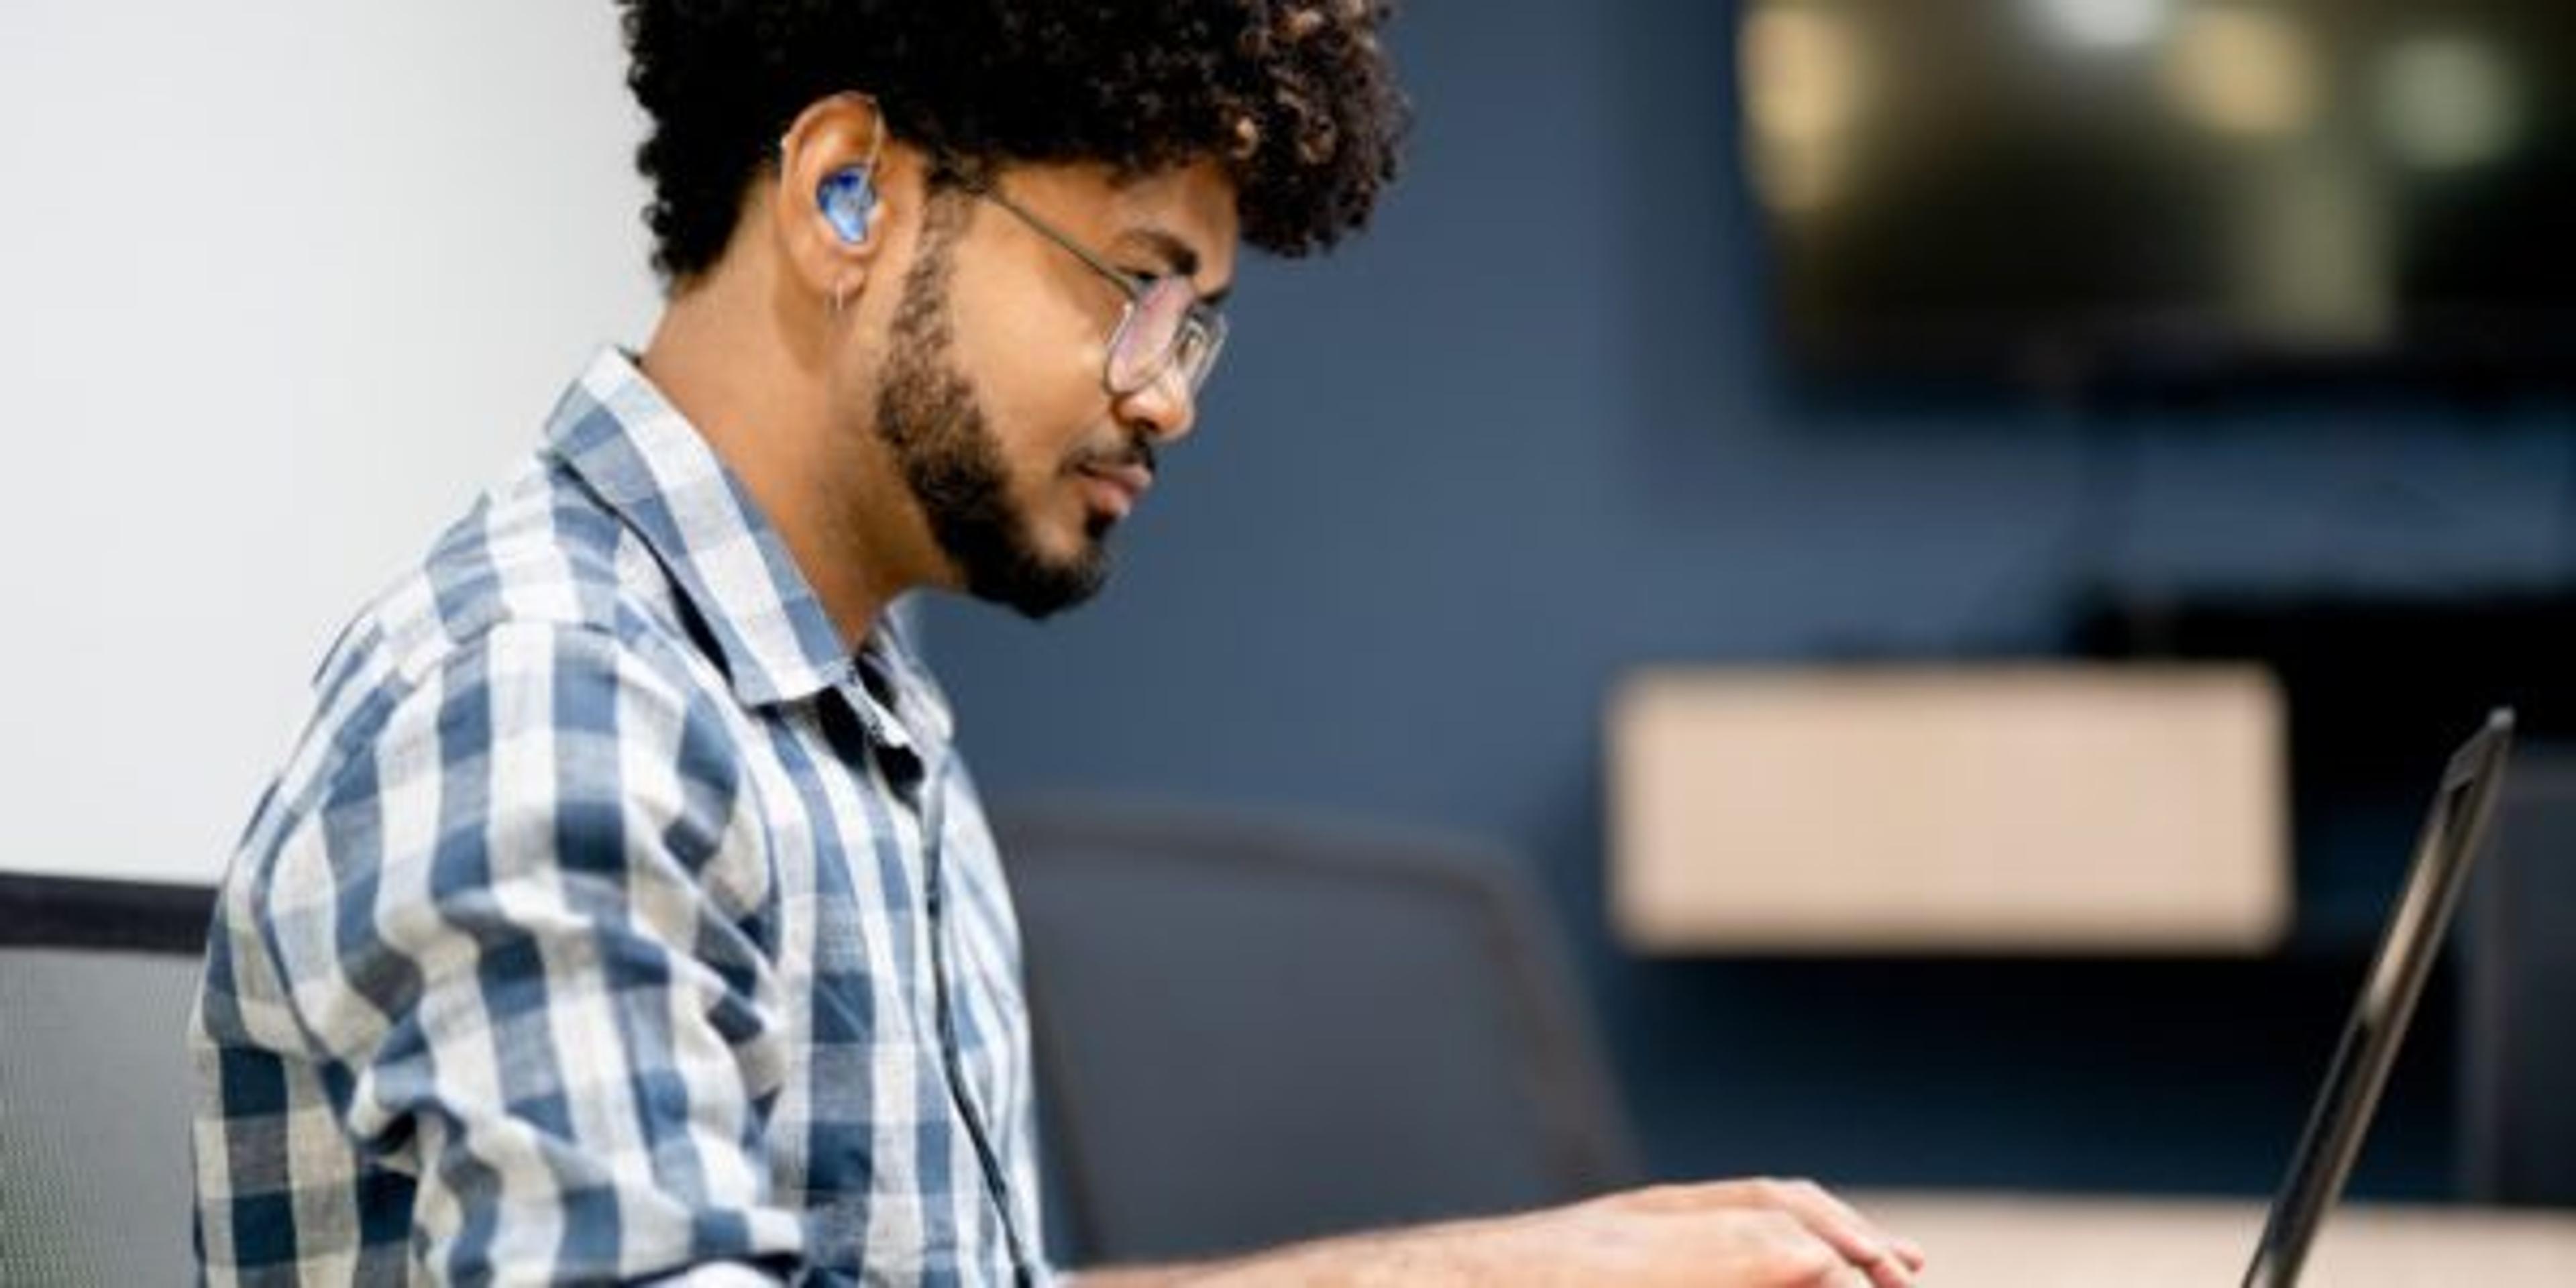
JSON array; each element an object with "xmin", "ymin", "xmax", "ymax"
[{"xmin": 1, "ymin": 3, "xmax": 663, "ymax": 883}]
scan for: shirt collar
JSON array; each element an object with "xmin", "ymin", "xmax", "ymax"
[
  {"xmin": 541, "ymin": 347, "xmax": 857, "ymax": 708},
  {"xmin": 863, "ymin": 604, "xmax": 957, "ymax": 749}
]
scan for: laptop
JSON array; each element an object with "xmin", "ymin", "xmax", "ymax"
[{"xmin": 2239, "ymin": 708, "xmax": 2515, "ymax": 1287}]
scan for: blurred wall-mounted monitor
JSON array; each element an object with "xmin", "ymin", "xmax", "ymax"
[{"xmin": 1742, "ymin": 0, "xmax": 2576, "ymax": 394}]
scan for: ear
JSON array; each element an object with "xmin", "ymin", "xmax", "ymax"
[{"xmin": 771, "ymin": 92, "xmax": 920, "ymax": 313}]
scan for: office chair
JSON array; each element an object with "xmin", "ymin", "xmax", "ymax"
[
  {"xmin": 0, "ymin": 873, "xmax": 215, "ymax": 1286},
  {"xmin": 991, "ymin": 800, "xmax": 1642, "ymax": 1267},
  {"xmin": 2459, "ymin": 745, "xmax": 2576, "ymax": 1207}
]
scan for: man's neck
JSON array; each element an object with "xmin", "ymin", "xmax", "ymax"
[{"xmin": 636, "ymin": 260, "xmax": 926, "ymax": 651}]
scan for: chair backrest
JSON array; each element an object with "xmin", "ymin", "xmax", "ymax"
[
  {"xmin": 0, "ymin": 874, "xmax": 215, "ymax": 1287},
  {"xmin": 992, "ymin": 802, "xmax": 1640, "ymax": 1266},
  {"xmin": 2459, "ymin": 746, "xmax": 2576, "ymax": 1207}
]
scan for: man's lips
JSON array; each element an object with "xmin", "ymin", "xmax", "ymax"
[{"xmin": 1075, "ymin": 460, "xmax": 1154, "ymax": 518}]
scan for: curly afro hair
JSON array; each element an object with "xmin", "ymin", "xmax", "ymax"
[{"xmin": 618, "ymin": 0, "xmax": 1410, "ymax": 283}]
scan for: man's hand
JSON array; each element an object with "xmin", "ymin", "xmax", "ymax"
[
  {"xmin": 1085, "ymin": 1176, "xmax": 1927, "ymax": 1287},
  {"xmin": 1479, "ymin": 1179, "xmax": 1929, "ymax": 1287}
]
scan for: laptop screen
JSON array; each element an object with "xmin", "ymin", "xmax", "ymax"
[{"xmin": 2242, "ymin": 710, "xmax": 2514, "ymax": 1288}]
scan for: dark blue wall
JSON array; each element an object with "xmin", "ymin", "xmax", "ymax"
[{"xmin": 926, "ymin": 0, "xmax": 2576, "ymax": 1197}]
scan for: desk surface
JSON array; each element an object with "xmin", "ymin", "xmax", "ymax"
[{"xmin": 1858, "ymin": 1192, "xmax": 2576, "ymax": 1287}]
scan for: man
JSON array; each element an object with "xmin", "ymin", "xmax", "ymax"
[{"xmin": 193, "ymin": 3, "xmax": 1927, "ymax": 1284}]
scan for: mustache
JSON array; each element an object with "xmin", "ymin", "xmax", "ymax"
[{"xmin": 1071, "ymin": 434, "xmax": 1158, "ymax": 477}]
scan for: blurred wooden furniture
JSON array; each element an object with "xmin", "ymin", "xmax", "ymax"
[
  {"xmin": 1859, "ymin": 1191, "xmax": 2576, "ymax": 1286},
  {"xmin": 1609, "ymin": 666, "xmax": 2290, "ymax": 952}
]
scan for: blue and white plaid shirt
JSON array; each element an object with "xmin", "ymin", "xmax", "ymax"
[{"xmin": 193, "ymin": 350, "xmax": 1050, "ymax": 1285}]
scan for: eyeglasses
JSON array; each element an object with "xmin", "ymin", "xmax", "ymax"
[{"xmin": 975, "ymin": 184, "xmax": 1229, "ymax": 400}]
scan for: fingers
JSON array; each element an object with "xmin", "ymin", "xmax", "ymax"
[
  {"xmin": 1561, "ymin": 1186, "xmax": 1923, "ymax": 1288},
  {"xmin": 1643, "ymin": 1178, "xmax": 1925, "ymax": 1287},
  {"xmin": 1760, "ymin": 1179, "xmax": 1926, "ymax": 1281},
  {"xmin": 1732, "ymin": 1211, "xmax": 1878, "ymax": 1288},
  {"xmin": 1895, "ymin": 1238, "xmax": 1929, "ymax": 1273}
]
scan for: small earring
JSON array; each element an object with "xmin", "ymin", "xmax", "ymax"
[{"xmin": 829, "ymin": 278, "xmax": 852, "ymax": 320}]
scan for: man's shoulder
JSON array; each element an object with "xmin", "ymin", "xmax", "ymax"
[
  {"xmin": 284, "ymin": 453, "xmax": 733, "ymax": 784},
  {"xmin": 347, "ymin": 453, "xmax": 702, "ymax": 682},
  {"xmin": 219, "ymin": 450, "xmax": 774, "ymax": 928}
]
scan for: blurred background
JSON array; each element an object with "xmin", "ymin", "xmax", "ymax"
[
  {"xmin": 5, "ymin": 0, "xmax": 2575, "ymax": 1279},
  {"xmin": 922, "ymin": 0, "xmax": 2576, "ymax": 1208}
]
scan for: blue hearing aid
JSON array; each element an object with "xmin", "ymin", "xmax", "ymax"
[
  {"xmin": 813, "ymin": 101, "xmax": 891, "ymax": 245},
  {"xmin": 818, "ymin": 167, "xmax": 879, "ymax": 244}
]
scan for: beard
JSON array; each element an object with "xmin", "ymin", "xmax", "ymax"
[{"xmin": 871, "ymin": 207, "xmax": 1112, "ymax": 621}]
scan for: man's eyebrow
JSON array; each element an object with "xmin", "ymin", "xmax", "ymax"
[{"xmin": 1118, "ymin": 225, "xmax": 1232, "ymax": 306}]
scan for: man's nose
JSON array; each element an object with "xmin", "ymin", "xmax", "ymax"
[{"xmin": 1115, "ymin": 366, "xmax": 1199, "ymax": 446}]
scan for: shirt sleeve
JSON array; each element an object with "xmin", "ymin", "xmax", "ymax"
[{"xmin": 253, "ymin": 621, "xmax": 808, "ymax": 1282}]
